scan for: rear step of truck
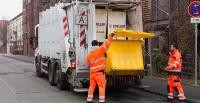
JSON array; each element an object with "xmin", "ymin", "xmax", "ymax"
[{"xmin": 73, "ymin": 88, "xmax": 88, "ymax": 92}]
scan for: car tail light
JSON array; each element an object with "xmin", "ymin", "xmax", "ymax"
[{"xmin": 71, "ymin": 59, "xmax": 76, "ymax": 69}]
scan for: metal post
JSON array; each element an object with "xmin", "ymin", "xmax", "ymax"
[
  {"xmin": 195, "ymin": 23, "xmax": 198, "ymax": 85},
  {"xmin": 168, "ymin": 0, "xmax": 171, "ymax": 46},
  {"xmin": 148, "ymin": 39, "xmax": 152, "ymax": 76},
  {"xmin": 27, "ymin": 34, "xmax": 28, "ymax": 56},
  {"xmin": 155, "ymin": 0, "xmax": 158, "ymax": 31}
]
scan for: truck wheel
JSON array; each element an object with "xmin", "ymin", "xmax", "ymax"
[
  {"xmin": 48, "ymin": 62, "xmax": 56, "ymax": 86},
  {"xmin": 56, "ymin": 70, "xmax": 69, "ymax": 90},
  {"xmin": 134, "ymin": 75, "xmax": 142, "ymax": 86},
  {"xmin": 35, "ymin": 57, "xmax": 44, "ymax": 77}
]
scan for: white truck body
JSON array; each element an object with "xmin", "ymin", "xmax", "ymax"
[{"xmin": 35, "ymin": 0, "xmax": 143, "ymax": 90}]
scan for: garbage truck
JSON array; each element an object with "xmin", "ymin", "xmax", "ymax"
[{"xmin": 34, "ymin": 0, "xmax": 154, "ymax": 91}]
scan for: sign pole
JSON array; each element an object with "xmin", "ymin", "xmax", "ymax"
[
  {"xmin": 195, "ymin": 23, "xmax": 198, "ymax": 85},
  {"xmin": 188, "ymin": 1, "xmax": 200, "ymax": 85}
]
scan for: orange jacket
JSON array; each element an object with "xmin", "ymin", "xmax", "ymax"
[
  {"xmin": 86, "ymin": 36, "xmax": 113, "ymax": 74},
  {"xmin": 166, "ymin": 49, "xmax": 182, "ymax": 73}
]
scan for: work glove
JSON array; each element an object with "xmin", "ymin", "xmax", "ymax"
[
  {"xmin": 163, "ymin": 67, "xmax": 169, "ymax": 73},
  {"xmin": 164, "ymin": 67, "xmax": 169, "ymax": 71},
  {"xmin": 110, "ymin": 33, "xmax": 115, "ymax": 37}
]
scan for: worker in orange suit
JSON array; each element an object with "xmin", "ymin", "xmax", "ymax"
[
  {"xmin": 165, "ymin": 43, "xmax": 186, "ymax": 103},
  {"xmin": 86, "ymin": 33, "xmax": 114, "ymax": 103}
]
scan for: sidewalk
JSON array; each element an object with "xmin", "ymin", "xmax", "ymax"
[
  {"xmin": 141, "ymin": 76, "xmax": 200, "ymax": 103},
  {"xmin": 1, "ymin": 54, "xmax": 34, "ymax": 64}
]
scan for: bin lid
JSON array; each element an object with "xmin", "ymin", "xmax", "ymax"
[{"xmin": 114, "ymin": 28, "xmax": 155, "ymax": 38}]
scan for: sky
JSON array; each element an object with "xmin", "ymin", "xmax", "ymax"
[{"xmin": 0, "ymin": 0, "xmax": 22, "ymax": 20}]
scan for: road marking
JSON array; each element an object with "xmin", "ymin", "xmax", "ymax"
[
  {"xmin": 187, "ymin": 98, "xmax": 200, "ymax": 103},
  {"xmin": 73, "ymin": 88, "xmax": 88, "ymax": 92},
  {"xmin": 141, "ymin": 85, "xmax": 150, "ymax": 88},
  {"xmin": 0, "ymin": 78, "xmax": 16, "ymax": 95}
]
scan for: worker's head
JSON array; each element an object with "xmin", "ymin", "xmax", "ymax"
[
  {"xmin": 91, "ymin": 40, "xmax": 99, "ymax": 46},
  {"xmin": 170, "ymin": 43, "xmax": 178, "ymax": 51}
]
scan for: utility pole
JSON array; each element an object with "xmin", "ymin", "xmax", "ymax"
[{"xmin": 148, "ymin": 39, "xmax": 152, "ymax": 76}]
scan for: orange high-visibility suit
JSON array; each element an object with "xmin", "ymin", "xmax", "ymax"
[
  {"xmin": 86, "ymin": 36, "xmax": 113, "ymax": 103},
  {"xmin": 165, "ymin": 49, "xmax": 186, "ymax": 102}
]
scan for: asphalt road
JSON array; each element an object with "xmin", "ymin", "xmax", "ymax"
[{"xmin": 0, "ymin": 55, "xmax": 171, "ymax": 103}]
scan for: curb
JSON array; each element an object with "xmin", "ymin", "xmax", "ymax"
[
  {"xmin": 2, "ymin": 55, "xmax": 34, "ymax": 64},
  {"xmin": 136, "ymin": 87, "xmax": 200, "ymax": 103},
  {"xmin": 147, "ymin": 76, "xmax": 200, "ymax": 86}
]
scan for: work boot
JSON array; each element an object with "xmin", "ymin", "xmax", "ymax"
[{"xmin": 87, "ymin": 101, "xmax": 93, "ymax": 103}]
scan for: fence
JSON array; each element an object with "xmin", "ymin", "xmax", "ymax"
[{"xmin": 145, "ymin": 52, "xmax": 200, "ymax": 84}]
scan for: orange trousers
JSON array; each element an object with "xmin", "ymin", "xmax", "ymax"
[
  {"xmin": 87, "ymin": 72, "xmax": 106, "ymax": 103},
  {"xmin": 167, "ymin": 75, "xmax": 186, "ymax": 101}
]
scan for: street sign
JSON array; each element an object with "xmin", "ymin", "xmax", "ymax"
[
  {"xmin": 75, "ymin": 15, "xmax": 88, "ymax": 25},
  {"xmin": 188, "ymin": 1, "xmax": 200, "ymax": 17},
  {"xmin": 191, "ymin": 17, "xmax": 200, "ymax": 23}
]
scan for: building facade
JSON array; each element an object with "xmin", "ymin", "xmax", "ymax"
[
  {"xmin": 142, "ymin": 0, "xmax": 200, "ymax": 79},
  {"xmin": 0, "ymin": 20, "xmax": 8, "ymax": 29},
  {"xmin": 7, "ymin": 13, "xmax": 23, "ymax": 54},
  {"xmin": 169, "ymin": 0, "xmax": 200, "ymax": 78},
  {"xmin": 0, "ymin": 20, "xmax": 8, "ymax": 53},
  {"xmin": 22, "ymin": 0, "xmax": 61, "ymax": 56},
  {"xmin": 142, "ymin": 0, "xmax": 170, "ymax": 51}
]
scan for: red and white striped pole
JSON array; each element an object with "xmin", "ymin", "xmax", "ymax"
[
  {"xmin": 63, "ymin": 16, "xmax": 69, "ymax": 37},
  {"xmin": 79, "ymin": 7, "xmax": 87, "ymax": 47}
]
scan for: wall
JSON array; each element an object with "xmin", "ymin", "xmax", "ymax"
[
  {"xmin": 23, "ymin": 0, "xmax": 60, "ymax": 56},
  {"xmin": 0, "ymin": 20, "xmax": 8, "ymax": 53}
]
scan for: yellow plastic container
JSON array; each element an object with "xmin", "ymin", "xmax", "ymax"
[
  {"xmin": 105, "ymin": 29, "xmax": 155, "ymax": 75},
  {"xmin": 106, "ymin": 40, "xmax": 144, "ymax": 75}
]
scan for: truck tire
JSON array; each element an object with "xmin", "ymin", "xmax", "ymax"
[
  {"xmin": 48, "ymin": 61, "xmax": 56, "ymax": 86},
  {"xmin": 56, "ymin": 69, "xmax": 69, "ymax": 90},
  {"xmin": 35, "ymin": 57, "xmax": 44, "ymax": 77},
  {"xmin": 134, "ymin": 75, "xmax": 142, "ymax": 86}
]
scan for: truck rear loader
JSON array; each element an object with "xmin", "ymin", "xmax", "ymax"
[{"xmin": 34, "ymin": 0, "xmax": 154, "ymax": 91}]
